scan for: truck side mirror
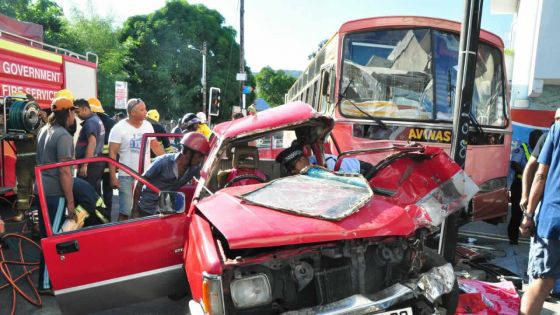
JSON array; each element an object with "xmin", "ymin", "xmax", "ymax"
[
  {"xmin": 209, "ymin": 87, "xmax": 221, "ymax": 117},
  {"xmin": 157, "ymin": 191, "xmax": 186, "ymax": 215}
]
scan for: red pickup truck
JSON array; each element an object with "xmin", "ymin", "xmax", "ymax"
[{"xmin": 37, "ymin": 102, "xmax": 478, "ymax": 314}]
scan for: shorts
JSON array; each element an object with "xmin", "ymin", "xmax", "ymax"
[
  {"xmin": 118, "ymin": 175, "xmax": 135, "ymax": 216},
  {"xmin": 528, "ymin": 233, "xmax": 560, "ymax": 279}
]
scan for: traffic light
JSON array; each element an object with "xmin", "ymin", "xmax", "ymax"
[{"xmin": 209, "ymin": 87, "xmax": 221, "ymax": 116}]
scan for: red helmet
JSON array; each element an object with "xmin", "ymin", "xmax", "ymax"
[{"xmin": 180, "ymin": 132, "xmax": 210, "ymax": 155}]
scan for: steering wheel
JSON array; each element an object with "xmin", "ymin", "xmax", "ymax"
[{"xmin": 224, "ymin": 174, "xmax": 266, "ymax": 188}]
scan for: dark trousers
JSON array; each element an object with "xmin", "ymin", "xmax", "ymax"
[
  {"xmin": 37, "ymin": 196, "xmax": 66, "ymax": 290},
  {"xmin": 101, "ymin": 168, "xmax": 113, "ymax": 217},
  {"xmin": 15, "ymin": 138, "xmax": 36, "ymax": 210},
  {"xmin": 508, "ymin": 178, "xmax": 523, "ymax": 243},
  {"xmin": 78, "ymin": 162, "xmax": 105, "ymax": 196}
]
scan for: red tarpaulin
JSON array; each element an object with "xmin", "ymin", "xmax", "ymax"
[
  {"xmin": 456, "ymin": 279, "xmax": 520, "ymax": 315},
  {"xmin": 0, "ymin": 13, "xmax": 43, "ymax": 43}
]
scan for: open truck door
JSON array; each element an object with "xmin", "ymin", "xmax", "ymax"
[{"xmin": 37, "ymin": 157, "xmax": 190, "ymax": 314}]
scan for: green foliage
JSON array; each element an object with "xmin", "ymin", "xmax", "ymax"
[
  {"xmin": 255, "ymin": 67, "xmax": 296, "ymax": 106},
  {"xmin": 308, "ymin": 38, "xmax": 328, "ymax": 60},
  {"xmin": 1, "ymin": 0, "xmax": 251, "ymax": 122},
  {"xmin": 65, "ymin": 5, "xmax": 128, "ymax": 115},
  {"xmin": 120, "ymin": 0, "xmax": 248, "ymax": 122}
]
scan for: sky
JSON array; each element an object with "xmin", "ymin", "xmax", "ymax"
[{"xmin": 54, "ymin": 0, "xmax": 513, "ymax": 72}]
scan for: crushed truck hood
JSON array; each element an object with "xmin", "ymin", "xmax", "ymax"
[{"xmin": 196, "ymin": 184, "xmax": 417, "ymax": 249}]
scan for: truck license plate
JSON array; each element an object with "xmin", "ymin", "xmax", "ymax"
[{"xmin": 375, "ymin": 307, "xmax": 413, "ymax": 315}]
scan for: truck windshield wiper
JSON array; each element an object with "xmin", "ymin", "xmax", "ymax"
[{"xmin": 337, "ymin": 79, "xmax": 388, "ymax": 130}]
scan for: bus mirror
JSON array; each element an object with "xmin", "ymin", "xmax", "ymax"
[
  {"xmin": 321, "ymin": 71, "xmax": 330, "ymax": 96},
  {"xmin": 209, "ymin": 87, "xmax": 221, "ymax": 117},
  {"xmin": 157, "ymin": 191, "xmax": 186, "ymax": 214}
]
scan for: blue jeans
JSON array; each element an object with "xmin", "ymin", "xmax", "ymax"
[
  {"xmin": 37, "ymin": 196, "xmax": 66, "ymax": 290},
  {"xmin": 118, "ymin": 175, "xmax": 135, "ymax": 216}
]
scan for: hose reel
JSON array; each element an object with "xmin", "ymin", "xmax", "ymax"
[{"xmin": 2, "ymin": 96, "xmax": 41, "ymax": 134}]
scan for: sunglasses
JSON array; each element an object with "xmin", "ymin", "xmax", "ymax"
[{"xmin": 127, "ymin": 98, "xmax": 144, "ymax": 112}]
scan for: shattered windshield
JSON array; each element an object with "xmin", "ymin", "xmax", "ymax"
[
  {"xmin": 241, "ymin": 166, "xmax": 372, "ymax": 221},
  {"xmin": 340, "ymin": 28, "xmax": 505, "ymax": 127}
]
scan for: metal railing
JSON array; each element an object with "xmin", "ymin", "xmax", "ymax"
[{"xmin": 0, "ymin": 29, "xmax": 98, "ymax": 65}]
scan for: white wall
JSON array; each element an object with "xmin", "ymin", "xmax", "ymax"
[
  {"xmin": 533, "ymin": 0, "xmax": 560, "ymax": 82},
  {"xmin": 510, "ymin": 0, "xmax": 542, "ymax": 101}
]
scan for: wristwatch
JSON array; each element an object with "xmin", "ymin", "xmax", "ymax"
[{"xmin": 523, "ymin": 209, "xmax": 534, "ymax": 219}]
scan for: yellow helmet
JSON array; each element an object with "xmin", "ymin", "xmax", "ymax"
[
  {"xmin": 54, "ymin": 89, "xmax": 74, "ymax": 102},
  {"xmin": 88, "ymin": 97, "xmax": 104, "ymax": 113},
  {"xmin": 147, "ymin": 109, "xmax": 160, "ymax": 122}
]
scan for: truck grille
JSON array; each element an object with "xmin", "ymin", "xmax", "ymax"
[{"xmin": 315, "ymin": 264, "xmax": 354, "ymax": 304}]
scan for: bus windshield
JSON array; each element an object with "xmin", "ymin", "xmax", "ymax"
[{"xmin": 340, "ymin": 28, "xmax": 506, "ymax": 127}]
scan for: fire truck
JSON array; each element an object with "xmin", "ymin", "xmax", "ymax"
[{"xmin": 0, "ymin": 14, "xmax": 97, "ymax": 218}]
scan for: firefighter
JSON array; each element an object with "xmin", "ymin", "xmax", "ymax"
[
  {"xmin": 74, "ymin": 99, "xmax": 105, "ymax": 194},
  {"xmin": 88, "ymin": 98, "xmax": 116, "ymax": 217},
  {"xmin": 508, "ymin": 129, "xmax": 543, "ymax": 244},
  {"xmin": 132, "ymin": 132, "xmax": 209, "ymax": 217},
  {"xmin": 180, "ymin": 113, "xmax": 202, "ymax": 133},
  {"xmin": 196, "ymin": 112, "xmax": 212, "ymax": 139},
  {"xmin": 146, "ymin": 109, "xmax": 173, "ymax": 154}
]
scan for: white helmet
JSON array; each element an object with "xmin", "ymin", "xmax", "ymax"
[{"xmin": 196, "ymin": 112, "xmax": 207, "ymax": 123}]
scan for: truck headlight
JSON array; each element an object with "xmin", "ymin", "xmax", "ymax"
[
  {"xmin": 201, "ymin": 273, "xmax": 225, "ymax": 315},
  {"xmin": 230, "ymin": 274, "xmax": 272, "ymax": 309}
]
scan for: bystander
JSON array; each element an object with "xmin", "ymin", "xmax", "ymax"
[
  {"xmin": 519, "ymin": 120, "xmax": 560, "ymax": 314},
  {"xmin": 108, "ymin": 98, "xmax": 164, "ymax": 221},
  {"xmin": 35, "ymin": 96, "xmax": 77, "ymax": 294}
]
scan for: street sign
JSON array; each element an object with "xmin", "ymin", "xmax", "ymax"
[
  {"xmin": 115, "ymin": 81, "xmax": 128, "ymax": 109},
  {"xmin": 242, "ymin": 86, "xmax": 254, "ymax": 94},
  {"xmin": 236, "ymin": 73, "xmax": 247, "ymax": 81}
]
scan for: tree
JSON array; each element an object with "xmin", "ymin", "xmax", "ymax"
[
  {"xmin": 64, "ymin": 5, "xmax": 128, "ymax": 114},
  {"xmin": 255, "ymin": 67, "xmax": 296, "ymax": 106},
  {"xmin": 308, "ymin": 39, "xmax": 328, "ymax": 60},
  {"xmin": 119, "ymin": 0, "xmax": 250, "ymax": 122}
]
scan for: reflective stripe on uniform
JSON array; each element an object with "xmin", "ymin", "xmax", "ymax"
[
  {"xmin": 521, "ymin": 143, "xmax": 531, "ymax": 161},
  {"xmin": 517, "ymin": 143, "xmax": 532, "ymax": 179}
]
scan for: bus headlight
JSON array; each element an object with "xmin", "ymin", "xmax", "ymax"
[
  {"xmin": 230, "ymin": 274, "xmax": 272, "ymax": 309},
  {"xmin": 478, "ymin": 177, "xmax": 507, "ymax": 192}
]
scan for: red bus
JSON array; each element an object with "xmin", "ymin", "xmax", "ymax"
[{"xmin": 286, "ymin": 16, "xmax": 510, "ymax": 222}]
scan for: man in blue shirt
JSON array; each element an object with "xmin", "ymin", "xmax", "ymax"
[
  {"xmin": 74, "ymin": 98, "xmax": 105, "ymax": 194},
  {"xmin": 132, "ymin": 132, "xmax": 209, "ymax": 217},
  {"xmin": 520, "ymin": 122, "xmax": 560, "ymax": 315}
]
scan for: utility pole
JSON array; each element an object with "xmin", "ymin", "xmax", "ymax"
[
  {"xmin": 202, "ymin": 41, "xmax": 207, "ymax": 116},
  {"xmin": 188, "ymin": 42, "xmax": 209, "ymax": 116},
  {"xmin": 239, "ymin": 0, "xmax": 246, "ymax": 115},
  {"xmin": 438, "ymin": 0, "xmax": 484, "ymax": 263}
]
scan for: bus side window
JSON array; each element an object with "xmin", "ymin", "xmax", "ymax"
[
  {"xmin": 312, "ymin": 80, "xmax": 319, "ymax": 109},
  {"xmin": 318, "ymin": 70, "xmax": 331, "ymax": 113}
]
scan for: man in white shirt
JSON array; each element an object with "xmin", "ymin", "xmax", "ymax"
[{"xmin": 108, "ymin": 98, "xmax": 164, "ymax": 221}]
